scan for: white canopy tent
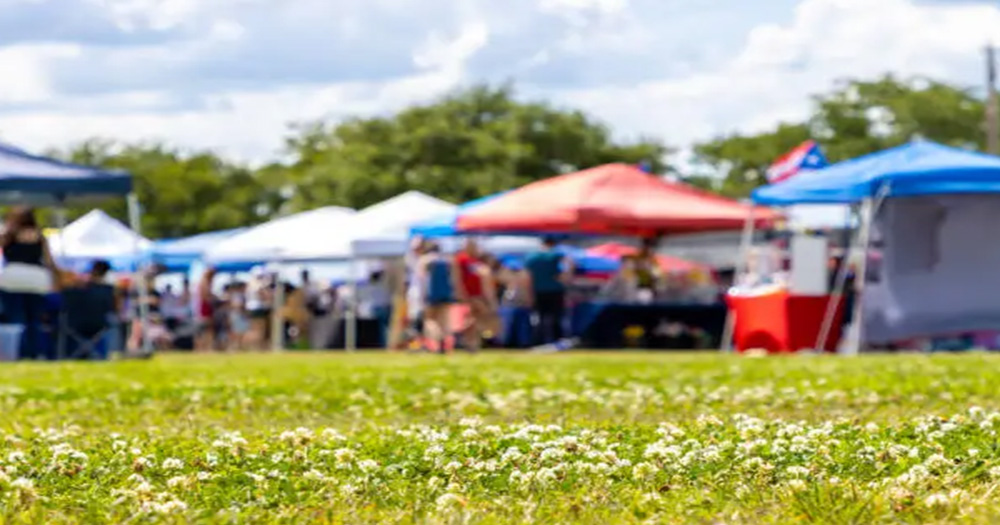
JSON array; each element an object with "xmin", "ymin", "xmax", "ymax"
[
  {"xmin": 349, "ymin": 192, "xmax": 457, "ymax": 257},
  {"xmin": 46, "ymin": 209, "xmax": 152, "ymax": 270},
  {"xmin": 202, "ymin": 206, "xmax": 357, "ymax": 265}
]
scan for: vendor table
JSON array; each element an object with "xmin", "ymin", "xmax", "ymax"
[
  {"xmin": 726, "ymin": 291, "xmax": 846, "ymax": 353},
  {"xmin": 569, "ymin": 302, "xmax": 727, "ymax": 349}
]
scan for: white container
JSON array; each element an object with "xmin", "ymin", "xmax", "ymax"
[{"xmin": 0, "ymin": 324, "xmax": 24, "ymax": 361}]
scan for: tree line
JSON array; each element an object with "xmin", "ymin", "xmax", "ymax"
[{"xmin": 42, "ymin": 75, "xmax": 988, "ymax": 238}]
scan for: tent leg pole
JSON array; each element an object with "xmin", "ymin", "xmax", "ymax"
[
  {"xmin": 721, "ymin": 208, "xmax": 755, "ymax": 352},
  {"xmin": 54, "ymin": 207, "xmax": 68, "ymax": 360},
  {"xmin": 843, "ymin": 198, "xmax": 874, "ymax": 356},
  {"xmin": 815, "ymin": 227, "xmax": 854, "ymax": 352},
  {"xmin": 345, "ymin": 259, "xmax": 357, "ymax": 352},
  {"xmin": 272, "ymin": 264, "xmax": 285, "ymax": 352},
  {"xmin": 127, "ymin": 193, "xmax": 152, "ymax": 356}
]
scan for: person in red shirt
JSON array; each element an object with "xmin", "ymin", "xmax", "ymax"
[{"xmin": 454, "ymin": 238, "xmax": 497, "ymax": 352}]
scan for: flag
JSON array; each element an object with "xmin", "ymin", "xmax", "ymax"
[{"xmin": 766, "ymin": 140, "xmax": 827, "ymax": 184}]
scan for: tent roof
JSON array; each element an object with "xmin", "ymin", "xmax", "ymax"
[
  {"xmin": 457, "ymin": 164, "xmax": 774, "ymax": 236},
  {"xmin": 151, "ymin": 228, "xmax": 246, "ymax": 271},
  {"xmin": 202, "ymin": 206, "xmax": 356, "ymax": 264},
  {"xmin": 47, "ymin": 209, "xmax": 151, "ymax": 261},
  {"xmin": 752, "ymin": 141, "xmax": 1000, "ymax": 205},
  {"xmin": 0, "ymin": 142, "xmax": 131, "ymax": 203},
  {"xmin": 410, "ymin": 192, "xmax": 514, "ymax": 237},
  {"xmin": 348, "ymin": 192, "xmax": 457, "ymax": 257}
]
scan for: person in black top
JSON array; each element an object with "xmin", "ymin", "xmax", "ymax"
[{"xmin": 0, "ymin": 206, "xmax": 59, "ymax": 360}]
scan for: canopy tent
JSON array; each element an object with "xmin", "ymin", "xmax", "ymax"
[
  {"xmin": 407, "ymin": 192, "xmax": 542, "ymax": 254},
  {"xmin": 0, "ymin": 142, "xmax": 131, "ymax": 204},
  {"xmin": 46, "ymin": 210, "xmax": 150, "ymax": 272},
  {"xmin": 752, "ymin": 141, "xmax": 1000, "ymax": 205},
  {"xmin": 150, "ymin": 228, "xmax": 246, "ymax": 272},
  {"xmin": 202, "ymin": 206, "xmax": 356, "ymax": 265},
  {"xmin": 345, "ymin": 191, "xmax": 455, "ymax": 258},
  {"xmin": 586, "ymin": 243, "xmax": 708, "ymax": 274},
  {"xmin": 410, "ymin": 193, "xmax": 505, "ymax": 237},
  {"xmin": 747, "ymin": 140, "xmax": 1000, "ymax": 352},
  {"xmin": 456, "ymin": 164, "xmax": 776, "ymax": 236}
]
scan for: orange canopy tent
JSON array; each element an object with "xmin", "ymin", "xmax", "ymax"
[
  {"xmin": 585, "ymin": 242, "xmax": 704, "ymax": 274},
  {"xmin": 455, "ymin": 164, "xmax": 776, "ymax": 236}
]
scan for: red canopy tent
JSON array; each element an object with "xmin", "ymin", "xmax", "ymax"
[
  {"xmin": 586, "ymin": 242, "xmax": 705, "ymax": 274},
  {"xmin": 456, "ymin": 163, "xmax": 776, "ymax": 236}
]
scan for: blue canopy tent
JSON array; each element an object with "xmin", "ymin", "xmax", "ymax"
[
  {"xmin": 748, "ymin": 140, "xmax": 1000, "ymax": 354},
  {"xmin": 0, "ymin": 142, "xmax": 132, "ymax": 205},
  {"xmin": 150, "ymin": 228, "xmax": 247, "ymax": 273},
  {"xmin": 0, "ymin": 141, "xmax": 151, "ymax": 355},
  {"xmin": 752, "ymin": 141, "xmax": 1000, "ymax": 205}
]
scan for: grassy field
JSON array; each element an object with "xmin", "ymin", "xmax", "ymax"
[{"xmin": 1, "ymin": 352, "xmax": 1000, "ymax": 523}]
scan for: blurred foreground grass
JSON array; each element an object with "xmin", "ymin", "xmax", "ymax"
[{"xmin": 0, "ymin": 352, "xmax": 999, "ymax": 523}]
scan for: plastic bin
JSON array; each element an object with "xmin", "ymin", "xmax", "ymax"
[{"xmin": 0, "ymin": 324, "xmax": 24, "ymax": 361}]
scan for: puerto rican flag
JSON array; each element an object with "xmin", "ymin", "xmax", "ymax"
[{"xmin": 766, "ymin": 140, "xmax": 828, "ymax": 184}]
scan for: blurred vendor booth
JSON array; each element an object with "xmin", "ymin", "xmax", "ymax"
[{"xmin": 730, "ymin": 140, "xmax": 1000, "ymax": 354}]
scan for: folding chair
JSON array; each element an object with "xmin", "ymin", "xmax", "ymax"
[{"xmin": 58, "ymin": 284, "xmax": 116, "ymax": 360}]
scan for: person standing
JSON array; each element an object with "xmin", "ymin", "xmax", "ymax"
[
  {"xmin": 454, "ymin": 239, "xmax": 497, "ymax": 352},
  {"xmin": 418, "ymin": 243, "xmax": 457, "ymax": 354},
  {"xmin": 0, "ymin": 206, "xmax": 59, "ymax": 360},
  {"xmin": 525, "ymin": 236, "xmax": 572, "ymax": 346},
  {"xmin": 195, "ymin": 267, "xmax": 217, "ymax": 351}
]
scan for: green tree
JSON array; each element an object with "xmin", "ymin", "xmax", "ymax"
[
  {"xmin": 57, "ymin": 141, "xmax": 271, "ymax": 238},
  {"xmin": 277, "ymin": 84, "xmax": 673, "ymax": 211},
  {"xmin": 694, "ymin": 75, "xmax": 986, "ymax": 197}
]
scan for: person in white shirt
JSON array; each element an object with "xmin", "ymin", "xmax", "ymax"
[{"xmin": 245, "ymin": 267, "xmax": 272, "ymax": 350}]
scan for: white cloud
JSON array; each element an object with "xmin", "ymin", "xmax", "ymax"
[
  {"xmin": 558, "ymin": 0, "xmax": 1000, "ymax": 146},
  {"xmin": 0, "ymin": 0, "xmax": 997, "ymax": 166},
  {"xmin": 0, "ymin": 44, "xmax": 81, "ymax": 102}
]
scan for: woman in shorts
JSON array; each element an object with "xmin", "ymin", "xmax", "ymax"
[{"xmin": 417, "ymin": 243, "xmax": 457, "ymax": 354}]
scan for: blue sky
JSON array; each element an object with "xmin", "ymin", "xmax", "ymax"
[{"xmin": 0, "ymin": 0, "xmax": 997, "ymax": 163}]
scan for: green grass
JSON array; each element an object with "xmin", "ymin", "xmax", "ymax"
[{"xmin": 1, "ymin": 352, "xmax": 1000, "ymax": 523}]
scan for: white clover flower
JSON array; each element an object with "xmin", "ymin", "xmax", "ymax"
[
  {"xmin": 924, "ymin": 454, "xmax": 951, "ymax": 471},
  {"xmin": 632, "ymin": 462, "xmax": 656, "ymax": 481},
  {"xmin": 333, "ymin": 448, "xmax": 355, "ymax": 464},
  {"xmin": 7, "ymin": 451, "xmax": 26, "ymax": 463},
  {"xmin": 435, "ymin": 493, "xmax": 465, "ymax": 512},
  {"xmin": 303, "ymin": 469, "xmax": 326, "ymax": 481},
  {"xmin": 925, "ymin": 493, "xmax": 950, "ymax": 507},
  {"xmin": 167, "ymin": 475, "xmax": 189, "ymax": 489},
  {"xmin": 143, "ymin": 499, "xmax": 188, "ymax": 515},
  {"xmin": 357, "ymin": 459, "xmax": 379, "ymax": 474},
  {"xmin": 162, "ymin": 458, "xmax": 184, "ymax": 471},
  {"xmin": 786, "ymin": 479, "xmax": 807, "ymax": 492},
  {"xmin": 786, "ymin": 466, "xmax": 810, "ymax": 479},
  {"xmin": 320, "ymin": 428, "xmax": 346, "ymax": 442},
  {"xmin": 443, "ymin": 461, "xmax": 462, "ymax": 474}
]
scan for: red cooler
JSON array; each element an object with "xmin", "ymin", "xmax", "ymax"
[{"xmin": 726, "ymin": 290, "xmax": 846, "ymax": 353}]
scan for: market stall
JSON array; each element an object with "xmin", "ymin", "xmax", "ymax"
[
  {"xmin": 440, "ymin": 163, "xmax": 776, "ymax": 349},
  {"xmin": 744, "ymin": 140, "xmax": 1000, "ymax": 354},
  {"xmin": 0, "ymin": 141, "xmax": 145, "ymax": 358}
]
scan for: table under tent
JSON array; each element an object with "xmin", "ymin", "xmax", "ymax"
[
  {"xmin": 0, "ymin": 141, "xmax": 150, "ymax": 359},
  {"xmin": 750, "ymin": 140, "xmax": 1000, "ymax": 353}
]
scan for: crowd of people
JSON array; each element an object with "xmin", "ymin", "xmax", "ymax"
[{"xmin": 0, "ymin": 205, "xmax": 725, "ymax": 359}]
